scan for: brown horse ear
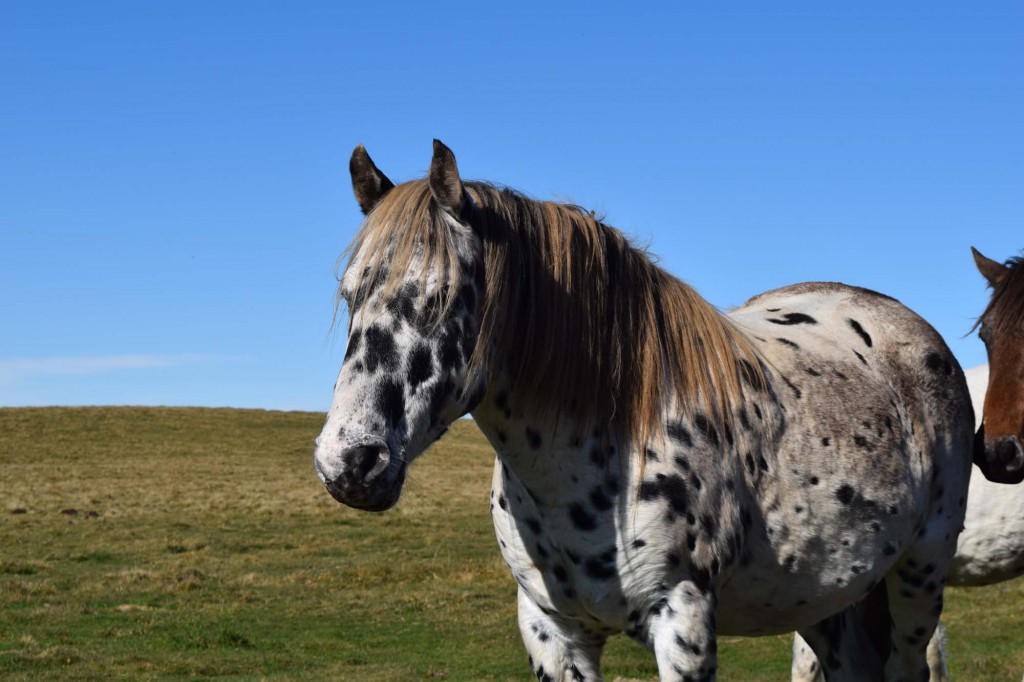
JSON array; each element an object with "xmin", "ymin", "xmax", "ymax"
[
  {"xmin": 428, "ymin": 139, "xmax": 463, "ymax": 216},
  {"xmin": 972, "ymin": 246, "xmax": 1008, "ymax": 288},
  {"xmin": 350, "ymin": 145, "xmax": 394, "ymax": 215}
]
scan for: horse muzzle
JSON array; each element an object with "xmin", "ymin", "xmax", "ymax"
[
  {"xmin": 313, "ymin": 439, "xmax": 406, "ymax": 511},
  {"xmin": 974, "ymin": 427, "xmax": 1024, "ymax": 484}
]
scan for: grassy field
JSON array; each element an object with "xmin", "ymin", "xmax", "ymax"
[{"xmin": 0, "ymin": 407, "xmax": 1021, "ymax": 681}]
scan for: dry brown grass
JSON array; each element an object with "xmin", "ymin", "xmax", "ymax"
[{"xmin": 0, "ymin": 407, "xmax": 1020, "ymax": 680}]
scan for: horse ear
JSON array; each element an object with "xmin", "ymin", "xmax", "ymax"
[
  {"xmin": 350, "ymin": 145, "xmax": 394, "ymax": 215},
  {"xmin": 972, "ymin": 246, "xmax": 1007, "ymax": 288},
  {"xmin": 428, "ymin": 139, "xmax": 463, "ymax": 216}
]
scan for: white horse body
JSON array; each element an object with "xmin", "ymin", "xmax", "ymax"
[{"xmin": 950, "ymin": 364, "xmax": 1024, "ymax": 586}]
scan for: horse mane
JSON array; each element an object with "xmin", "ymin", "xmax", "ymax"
[
  {"xmin": 978, "ymin": 253, "xmax": 1024, "ymax": 338},
  {"xmin": 342, "ymin": 179, "xmax": 765, "ymax": 446}
]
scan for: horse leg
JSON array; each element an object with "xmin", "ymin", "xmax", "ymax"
[
  {"xmin": 516, "ymin": 588, "xmax": 606, "ymax": 682},
  {"xmin": 797, "ymin": 606, "xmax": 884, "ymax": 681},
  {"xmin": 792, "ymin": 581, "xmax": 891, "ymax": 682},
  {"xmin": 882, "ymin": 539, "xmax": 956, "ymax": 681},
  {"xmin": 792, "ymin": 632, "xmax": 825, "ymax": 682},
  {"xmin": 648, "ymin": 579, "xmax": 718, "ymax": 682},
  {"xmin": 925, "ymin": 621, "xmax": 949, "ymax": 682}
]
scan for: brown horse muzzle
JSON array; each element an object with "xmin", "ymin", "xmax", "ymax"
[{"xmin": 974, "ymin": 426, "xmax": 1024, "ymax": 484}]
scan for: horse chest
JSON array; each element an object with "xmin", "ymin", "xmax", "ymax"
[
  {"xmin": 486, "ymin": 441, "xmax": 749, "ymax": 632},
  {"xmin": 489, "ymin": 456, "xmax": 632, "ymax": 627}
]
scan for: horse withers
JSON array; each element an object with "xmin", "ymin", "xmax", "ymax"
[{"xmin": 315, "ymin": 140, "xmax": 975, "ymax": 681}]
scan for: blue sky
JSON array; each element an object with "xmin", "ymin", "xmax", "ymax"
[{"xmin": 2, "ymin": 2, "xmax": 1021, "ymax": 411}]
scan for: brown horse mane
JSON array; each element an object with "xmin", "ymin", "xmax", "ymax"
[{"xmin": 342, "ymin": 179, "xmax": 765, "ymax": 447}]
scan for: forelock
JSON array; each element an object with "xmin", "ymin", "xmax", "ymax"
[{"xmin": 338, "ymin": 181, "xmax": 466, "ymax": 331}]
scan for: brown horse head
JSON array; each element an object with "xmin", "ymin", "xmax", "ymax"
[{"xmin": 972, "ymin": 247, "xmax": 1024, "ymax": 484}]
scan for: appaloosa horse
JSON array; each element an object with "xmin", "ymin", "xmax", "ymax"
[
  {"xmin": 314, "ymin": 140, "xmax": 980, "ymax": 681},
  {"xmin": 794, "ymin": 248, "xmax": 1024, "ymax": 682}
]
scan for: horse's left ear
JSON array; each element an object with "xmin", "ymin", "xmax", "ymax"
[
  {"xmin": 972, "ymin": 246, "xmax": 1008, "ymax": 288},
  {"xmin": 428, "ymin": 139, "xmax": 463, "ymax": 216},
  {"xmin": 350, "ymin": 145, "xmax": 395, "ymax": 215}
]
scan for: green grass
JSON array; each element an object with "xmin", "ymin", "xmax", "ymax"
[{"xmin": 0, "ymin": 407, "xmax": 1020, "ymax": 680}]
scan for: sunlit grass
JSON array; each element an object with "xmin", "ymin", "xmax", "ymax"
[{"xmin": 0, "ymin": 407, "xmax": 1020, "ymax": 680}]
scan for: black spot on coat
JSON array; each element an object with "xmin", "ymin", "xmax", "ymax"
[
  {"xmin": 363, "ymin": 325, "xmax": 398, "ymax": 372},
  {"xmin": 568, "ymin": 503, "xmax": 596, "ymax": 531},
  {"xmin": 639, "ymin": 473, "xmax": 690, "ymax": 517},
  {"xmin": 344, "ymin": 329, "xmax": 362, "ymax": 361},
  {"xmin": 924, "ymin": 352, "xmax": 952, "ymax": 375},
  {"xmin": 768, "ymin": 312, "xmax": 818, "ymax": 325},
  {"xmin": 375, "ymin": 379, "xmax": 405, "ymax": 427},
  {"xmin": 667, "ymin": 421, "xmax": 693, "ymax": 447},
  {"xmin": 835, "ymin": 484, "xmax": 855, "ymax": 505},
  {"xmin": 407, "ymin": 343, "xmax": 433, "ymax": 391},
  {"xmin": 847, "ymin": 319, "xmax": 873, "ymax": 347},
  {"xmin": 693, "ymin": 413, "xmax": 719, "ymax": 448}
]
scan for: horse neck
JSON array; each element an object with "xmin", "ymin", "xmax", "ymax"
[
  {"xmin": 470, "ymin": 377, "xmax": 621, "ymax": 504},
  {"xmin": 470, "ymin": 359, "xmax": 784, "ymax": 508}
]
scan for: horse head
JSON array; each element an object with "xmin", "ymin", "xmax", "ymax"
[
  {"xmin": 971, "ymin": 247, "xmax": 1024, "ymax": 484},
  {"xmin": 313, "ymin": 141, "xmax": 486, "ymax": 511}
]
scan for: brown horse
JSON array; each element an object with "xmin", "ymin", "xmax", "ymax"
[{"xmin": 971, "ymin": 247, "xmax": 1024, "ymax": 484}]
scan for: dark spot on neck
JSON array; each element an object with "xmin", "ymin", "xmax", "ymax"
[
  {"xmin": 693, "ymin": 413, "xmax": 719, "ymax": 447},
  {"xmin": 667, "ymin": 421, "xmax": 693, "ymax": 447}
]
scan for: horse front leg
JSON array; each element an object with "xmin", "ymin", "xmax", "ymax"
[
  {"xmin": 517, "ymin": 588, "xmax": 606, "ymax": 682},
  {"xmin": 648, "ymin": 579, "xmax": 719, "ymax": 682}
]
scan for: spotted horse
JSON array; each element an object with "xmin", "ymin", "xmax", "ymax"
[
  {"xmin": 314, "ymin": 140, "xmax": 975, "ymax": 681},
  {"xmin": 794, "ymin": 248, "xmax": 1024, "ymax": 682}
]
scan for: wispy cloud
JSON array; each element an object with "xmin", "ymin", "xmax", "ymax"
[{"xmin": 0, "ymin": 354, "xmax": 222, "ymax": 382}]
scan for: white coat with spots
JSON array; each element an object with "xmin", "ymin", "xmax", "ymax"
[
  {"xmin": 794, "ymin": 363, "xmax": 1024, "ymax": 682},
  {"xmin": 314, "ymin": 141, "xmax": 976, "ymax": 682}
]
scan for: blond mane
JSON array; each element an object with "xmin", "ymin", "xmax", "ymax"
[{"xmin": 342, "ymin": 179, "xmax": 765, "ymax": 447}]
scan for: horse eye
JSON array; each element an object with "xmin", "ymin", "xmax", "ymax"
[{"xmin": 978, "ymin": 323, "xmax": 991, "ymax": 343}]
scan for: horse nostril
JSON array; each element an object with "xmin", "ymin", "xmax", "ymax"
[
  {"xmin": 347, "ymin": 444, "xmax": 390, "ymax": 484},
  {"xmin": 994, "ymin": 438, "xmax": 1023, "ymax": 466}
]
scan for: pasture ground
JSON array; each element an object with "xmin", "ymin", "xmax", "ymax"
[{"xmin": 1, "ymin": 407, "xmax": 1021, "ymax": 681}]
